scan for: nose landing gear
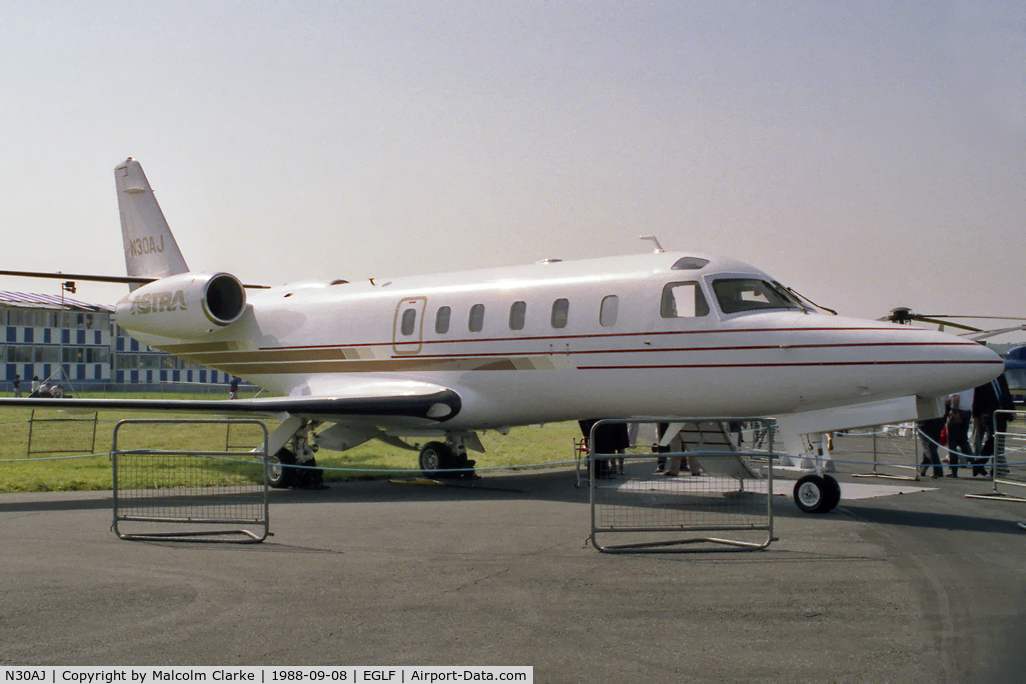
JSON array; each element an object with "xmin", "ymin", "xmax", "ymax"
[{"xmin": 793, "ymin": 473, "xmax": 841, "ymax": 513}]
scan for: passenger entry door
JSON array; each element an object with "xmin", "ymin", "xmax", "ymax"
[{"xmin": 392, "ymin": 297, "xmax": 426, "ymax": 355}]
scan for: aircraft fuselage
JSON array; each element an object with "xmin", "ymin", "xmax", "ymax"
[{"xmin": 124, "ymin": 251, "xmax": 1002, "ymax": 430}]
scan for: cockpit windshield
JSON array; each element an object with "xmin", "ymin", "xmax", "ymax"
[{"xmin": 712, "ymin": 278, "xmax": 804, "ymax": 314}]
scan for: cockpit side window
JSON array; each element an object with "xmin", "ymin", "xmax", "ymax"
[
  {"xmin": 660, "ymin": 282, "xmax": 709, "ymax": 318},
  {"xmin": 712, "ymin": 278, "xmax": 800, "ymax": 314}
]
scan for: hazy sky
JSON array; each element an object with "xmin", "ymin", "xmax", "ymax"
[{"xmin": 1, "ymin": 1, "xmax": 1023, "ymax": 328}]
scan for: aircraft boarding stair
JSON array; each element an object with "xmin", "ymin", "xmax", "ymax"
[{"xmin": 667, "ymin": 421, "xmax": 761, "ymax": 480}]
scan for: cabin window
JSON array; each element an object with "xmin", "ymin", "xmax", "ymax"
[
  {"xmin": 660, "ymin": 282, "xmax": 710, "ymax": 318},
  {"xmin": 469, "ymin": 304, "xmax": 485, "ymax": 332},
  {"xmin": 509, "ymin": 301, "xmax": 527, "ymax": 331},
  {"xmin": 599, "ymin": 295, "xmax": 619, "ymax": 327},
  {"xmin": 712, "ymin": 278, "xmax": 799, "ymax": 314},
  {"xmin": 400, "ymin": 308, "xmax": 417, "ymax": 336},
  {"xmin": 435, "ymin": 307, "xmax": 451, "ymax": 334},
  {"xmin": 551, "ymin": 299, "xmax": 569, "ymax": 329}
]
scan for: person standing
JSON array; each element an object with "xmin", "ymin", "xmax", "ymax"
[
  {"xmin": 973, "ymin": 373, "xmax": 1016, "ymax": 477},
  {"xmin": 917, "ymin": 416, "xmax": 945, "ymax": 479},
  {"xmin": 12, "ymin": 375, "xmax": 21, "ymax": 398},
  {"xmin": 946, "ymin": 388, "xmax": 974, "ymax": 477}
]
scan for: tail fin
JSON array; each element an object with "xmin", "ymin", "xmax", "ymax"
[{"xmin": 115, "ymin": 158, "xmax": 189, "ymax": 283}]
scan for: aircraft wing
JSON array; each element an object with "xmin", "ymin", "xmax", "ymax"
[{"xmin": 0, "ymin": 380, "xmax": 461, "ymax": 427}]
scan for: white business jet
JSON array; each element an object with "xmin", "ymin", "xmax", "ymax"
[{"xmin": 0, "ymin": 159, "xmax": 1004, "ymax": 512}]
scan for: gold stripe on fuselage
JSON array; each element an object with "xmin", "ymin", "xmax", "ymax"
[{"xmin": 151, "ymin": 345, "xmax": 574, "ymax": 375}]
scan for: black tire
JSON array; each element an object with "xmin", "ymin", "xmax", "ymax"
[
  {"xmin": 794, "ymin": 474, "xmax": 832, "ymax": 514},
  {"xmin": 268, "ymin": 447, "xmax": 296, "ymax": 489},
  {"xmin": 455, "ymin": 453, "xmax": 478, "ymax": 480},
  {"xmin": 296, "ymin": 456, "xmax": 324, "ymax": 489},
  {"xmin": 821, "ymin": 474, "xmax": 841, "ymax": 512},
  {"xmin": 419, "ymin": 441, "xmax": 454, "ymax": 478}
]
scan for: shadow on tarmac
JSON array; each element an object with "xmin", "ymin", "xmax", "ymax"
[
  {"xmin": 5, "ymin": 467, "xmax": 1023, "ymax": 538},
  {"xmin": 841, "ymin": 502, "xmax": 1026, "ymax": 536}
]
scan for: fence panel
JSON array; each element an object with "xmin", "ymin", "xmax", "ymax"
[
  {"xmin": 26, "ymin": 409, "xmax": 98, "ymax": 457},
  {"xmin": 967, "ymin": 410, "xmax": 1026, "ymax": 504},
  {"xmin": 112, "ymin": 419, "xmax": 270, "ymax": 543},
  {"xmin": 847, "ymin": 425, "xmax": 921, "ymax": 482},
  {"xmin": 589, "ymin": 418, "xmax": 775, "ymax": 553}
]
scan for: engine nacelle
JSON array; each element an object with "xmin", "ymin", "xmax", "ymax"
[{"xmin": 115, "ymin": 272, "xmax": 246, "ymax": 339}]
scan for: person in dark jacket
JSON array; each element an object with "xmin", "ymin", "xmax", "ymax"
[
  {"xmin": 579, "ymin": 420, "xmax": 630, "ymax": 479},
  {"xmin": 973, "ymin": 373, "xmax": 1016, "ymax": 477}
]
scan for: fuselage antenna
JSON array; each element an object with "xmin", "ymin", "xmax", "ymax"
[{"xmin": 639, "ymin": 235, "xmax": 664, "ymax": 253}]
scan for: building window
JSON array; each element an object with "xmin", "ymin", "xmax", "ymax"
[
  {"xmin": 469, "ymin": 304, "xmax": 485, "ymax": 333},
  {"xmin": 63, "ymin": 347, "xmax": 85, "ymax": 364},
  {"xmin": 435, "ymin": 307, "xmax": 451, "ymax": 334},
  {"xmin": 7, "ymin": 346, "xmax": 32, "ymax": 363},
  {"xmin": 599, "ymin": 295, "xmax": 618, "ymax": 327},
  {"xmin": 11, "ymin": 309, "xmax": 45, "ymax": 327},
  {"xmin": 551, "ymin": 299, "xmax": 569, "ymax": 329},
  {"xmin": 509, "ymin": 301, "xmax": 527, "ymax": 331}
]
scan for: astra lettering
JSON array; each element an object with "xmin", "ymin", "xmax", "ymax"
[{"xmin": 129, "ymin": 289, "xmax": 188, "ymax": 314}]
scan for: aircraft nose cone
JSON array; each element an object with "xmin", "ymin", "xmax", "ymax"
[{"xmin": 911, "ymin": 327, "xmax": 1005, "ymax": 397}]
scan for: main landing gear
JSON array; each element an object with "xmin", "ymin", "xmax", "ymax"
[
  {"xmin": 418, "ymin": 437, "xmax": 477, "ymax": 480},
  {"xmin": 793, "ymin": 473, "xmax": 841, "ymax": 514},
  {"xmin": 268, "ymin": 424, "xmax": 324, "ymax": 489}
]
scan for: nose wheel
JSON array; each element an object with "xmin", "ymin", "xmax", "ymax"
[{"xmin": 793, "ymin": 473, "xmax": 841, "ymax": 513}]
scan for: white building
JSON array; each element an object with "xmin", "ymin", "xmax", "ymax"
[{"xmin": 1, "ymin": 291, "xmax": 231, "ymax": 391}]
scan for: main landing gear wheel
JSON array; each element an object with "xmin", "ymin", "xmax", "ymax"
[
  {"xmin": 794, "ymin": 474, "xmax": 840, "ymax": 514},
  {"xmin": 268, "ymin": 448, "xmax": 296, "ymax": 489},
  {"xmin": 295, "ymin": 456, "xmax": 324, "ymax": 489},
  {"xmin": 418, "ymin": 441, "xmax": 456, "ymax": 478}
]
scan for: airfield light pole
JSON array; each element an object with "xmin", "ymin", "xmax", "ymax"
[{"xmin": 59, "ymin": 280, "xmax": 76, "ymax": 392}]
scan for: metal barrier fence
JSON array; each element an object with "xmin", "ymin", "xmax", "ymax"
[
  {"xmin": 26, "ymin": 409, "xmax": 98, "ymax": 458},
  {"xmin": 589, "ymin": 418, "xmax": 774, "ymax": 553},
  {"xmin": 966, "ymin": 410, "xmax": 1026, "ymax": 504},
  {"xmin": 112, "ymin": 419, "xmax": 270, "ymax": 543},
  {"xmin": 848, "ymin": 425, "xmax": 921, "ymax": 482}
]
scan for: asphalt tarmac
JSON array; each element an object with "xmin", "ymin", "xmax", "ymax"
[{"xmin": 2, "ymin": 461, "xmax": 1025, "ymax": 682}]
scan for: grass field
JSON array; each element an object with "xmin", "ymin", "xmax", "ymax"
[{"xmin": 0, "ymin": 396, "xmax": 582, "ymax": 492}]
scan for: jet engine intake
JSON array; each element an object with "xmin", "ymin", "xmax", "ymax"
[{"xmin": 114, "ymin": 272, "xmax": 246, "ymax": 339}]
